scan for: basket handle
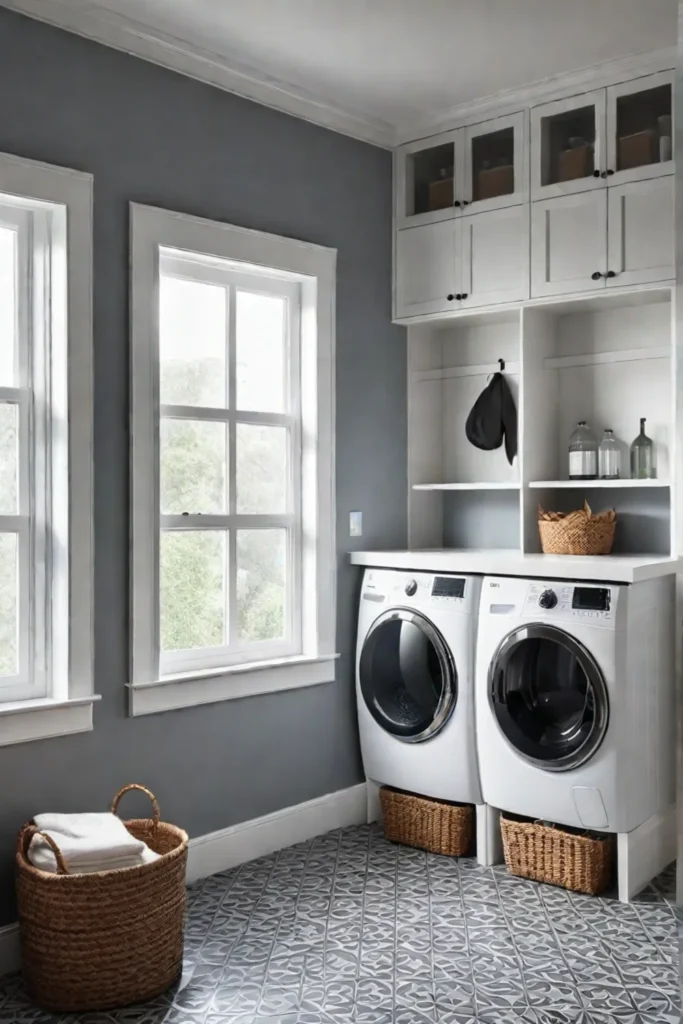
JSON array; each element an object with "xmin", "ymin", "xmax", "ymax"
[
  {"xmin": 111, "ymin": 784, "xmax": 160, "ymax": 836},
  {"xmin": 22, "ymin": 826, "xmax": 70, "ymax": 875}
]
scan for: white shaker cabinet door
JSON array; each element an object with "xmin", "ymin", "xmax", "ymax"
[
  {"xmin": 395, "ymin": 220, "xmax": 458, "ymax": 319},
  {"xmin": 460, "ymin": 205, "xmax": 529, "ymax": 308},
  {"xmin": 531, "ymin": 190, "xmax": 607, "ymax": 297},
  {"xmin": 607, "ymin": 176, "xmax": 674, "ymax": 287}
]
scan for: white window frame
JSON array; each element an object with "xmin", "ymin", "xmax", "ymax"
[
  {"xmin": 0, "ymin": 151, "xmax": 95, "ymax": 745},
  {"xmin": 129, "ymin": 203, "xmax": 337, "ymax": 716}
]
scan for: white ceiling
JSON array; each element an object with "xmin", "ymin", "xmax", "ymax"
[{"xmin": 6, "ymin": 0, "xmax": 679, "ymax": 142}]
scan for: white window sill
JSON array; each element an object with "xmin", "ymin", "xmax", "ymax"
[
  {"xmin": 0, "ymin": 695, "xmax": 100, "ymax": 746},
  {"xmin": 127, "ymin": 654, "xmax": 339, "ymax": 717}
]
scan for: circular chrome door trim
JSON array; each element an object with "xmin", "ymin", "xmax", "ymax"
[
  {"xmin": 488, "ymin": 623, "xmax": 609, "ymax": 772},
  {"xmin": 360, "ymin": 607, "xmax": 457, "ymax": 744}
]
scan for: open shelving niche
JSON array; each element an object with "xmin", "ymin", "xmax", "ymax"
[{"xmin": 407, "ymin": 287, "xmax": 676, "ymax": 556}]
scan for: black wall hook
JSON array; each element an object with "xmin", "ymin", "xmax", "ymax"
[{"xmin": 498, "ymin": 358, "xmax": 505, "ymax": 372}]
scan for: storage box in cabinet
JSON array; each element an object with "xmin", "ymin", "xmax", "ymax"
[
  {"xmin": 618, "ymin": 129, "xmax": 658, "ymax": 170},
  {"xmin": 428, "ymin": 177, "xmax": 453, "ymax": 211},
  {"xmin": 477, "ymin": 164, "xmax": 514, "ymax": 200},
  {"xmin": 557, "ymin": 144, "xmax": 592, "ymax": 182}
]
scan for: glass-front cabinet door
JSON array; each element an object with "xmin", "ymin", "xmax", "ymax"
[
  {"xmin": 606, "ymin": 71, "xmax": 674, "ymax": 185},
  {"xmin": 464, "ymin": 111, "xmax": 526, "ymax": 212},
  {"xmin": 531, "ymin": 89, "xmax": 606, "ymax": 199},
  {"xmin": 396, "ymin": 129, "xmax": 462, "ymax": 228}
]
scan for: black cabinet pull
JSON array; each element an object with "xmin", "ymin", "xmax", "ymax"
[
  {"xmin": 455, "ymin": 293, "xmax": 463, "ymax": 300},
  {"xmin": 601, "ymin": 170, "xmax": 608, "ymax": 178},
  {"xmin": 462, "ymin": 200, "xmax": 470, "ymax": 207},
  {"xmin": 593, "ymin": 170, "xmax": 601, "ymax": 177},
  {"xmin": 460, "ymin": 293, "xmax": 468, "ymax": 300},
  {"xmin": 447, "ymin": 293, "xmax": 455, "ymax": 301},
  {"xmin": 606, "ymin": 169, "xmax": 614, "ymax": 176},
  {"xmin": 453, "ymin": 200, "xmax": 461, "ymax": 208},
  {"xmin": 606, "ymin": 270, "xmax": 617, "ymax": 278},
  {"xmin": 591, "ymin": 271, "xmax": 603, "ymax": 280}
]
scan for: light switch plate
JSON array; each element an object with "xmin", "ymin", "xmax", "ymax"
[{"xmin": 349, "ymin": 511, "xmax": 363, "ymax": 537}]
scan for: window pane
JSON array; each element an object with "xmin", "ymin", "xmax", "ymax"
[
  {"xmin": 160, "ymin": 419, "xmax": 227, "ymax": 515},
  {"xmin": 0, "ymin": 226, "xmax": 16, "ymax": 386},
  {"xmin": 236, "ymin": 424, "xmax": 287, "ymax": 514},
  {"xmin": 237, "ymin": 529, "xmax": 286, "ymax": 643},
  {"xmin": 160, "ymin": 530, "xmax": 226, "ymax": 652},
  {"xmin": 0, "ymin": 404, "xmax": 18, "ymax": 515},
  {"xmin": 159, "ymin": 274, "xmax": 227, "ymax": 407},
  {"xmin": 0, "ymin": 534, "xmax": 17, "ymax": 677},
  {"xmin": 236, "ymin": 291, "xmax": 286, "ymax": 412}
]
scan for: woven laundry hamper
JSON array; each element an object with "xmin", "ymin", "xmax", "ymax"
[
  {"xmin": 380, "ymin": 786, "xmax": 473, "ymax": 857},
  {"xmin": 500, "ymin": 814, "xmax": 614, "ymax": 896},
  {"xmin": 16, "ymin": 784, "xmax": 188, "ymax": 1013}
]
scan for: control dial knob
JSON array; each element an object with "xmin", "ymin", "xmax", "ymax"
[
  {"xmin": 405, "ymin": 579, "xmax": 418, "ymax": 597},
  {"xmin": 538, "ymin": 589, "xmax": 558, "ymax": 610}
]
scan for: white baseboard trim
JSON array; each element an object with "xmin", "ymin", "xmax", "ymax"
[
  {"xmin": 0, "ymin": 923, "xmax": 20, "ymax": 979},
  {"xmin": 0, "ymin": 782, "xmax": 369, "ymax": 978},
  {"xmin": 186, "ymin": 782, "xmax": 369, "ymax": 884}
]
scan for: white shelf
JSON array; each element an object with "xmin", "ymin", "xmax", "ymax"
[
  {"xmin": 528, "ymin": 479, "xmax": 669, "ymax": 489},
  {"xmin": 413, "ymin": 482, "xmax": 520, "ymax": 491}
]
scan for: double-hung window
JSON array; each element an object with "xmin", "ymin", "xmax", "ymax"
[
  {"xmin": 130, "ymin": 204, "xmax": 336, "ymax": 716},
  {"xmin": 0, "ymin": 152, "xmax": 94, "ymax": 744}
]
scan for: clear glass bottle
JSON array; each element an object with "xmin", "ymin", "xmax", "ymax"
[
  {"xmin": 598, "ymin": 429, "xmax": 621, "ymax": 479},
  {"xmin": 630, "ymin": 418, "xmax": 656, "ymax": 479},
  {"xmin": 568, "ymin": 421, "xmax": 598, "ymax": 480}
]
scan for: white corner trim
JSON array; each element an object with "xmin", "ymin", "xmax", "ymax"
[
  {"xmin": 395, "ymin": 46, "xmax": 677, "ymax": 144},
  {"xmin": 0, "ymin": 696, "xmax": 99, "ymax": 746},
  {"xmin": 186, "ymin": 783, "xmax": 369, "ymax": 884},
  {"xmin": 0, "ymin": 923, "xmax": 20, "ymax": 979},
  {"xmin": 0, "ymin": 0, "xmax": 394, "ymax": 149},
  {"xmin": 128, "ymin": 655, "xmax": 338, "ymax": 716}
]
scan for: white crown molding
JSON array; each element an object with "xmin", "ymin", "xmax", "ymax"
[
  {"xmin": 0, "ymin": 0, "xmax": 395, "ymax": 149},
  {"xmin": 395, "ymin": 45, "xmax": 677, "ymax": 144}
]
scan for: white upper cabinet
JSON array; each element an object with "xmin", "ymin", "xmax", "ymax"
[
  {"xmin": 395, "ymin": 220, "xmax": 458, "ymax": 318},
  {"xmin": 531, "ymin": 89, "xmax": 606, "ymax": 199},
  {"xmin": 531, "ymin": 72, "xmax": 673, "ymax": 200},
  {"xmin": 606, "ymin": 71, "xmax": 674, "ymax": 187},
  {"xmin": 460, "ymin": 205, "xmax": 529, "ymax": 307},
  {"xmin": 396, "ymin": 112, "xmax": 525, "ymax": 228},
  {"xmin": 531, "ymin": 190, "xmax": 607, "ymax": 297},
  {"xmin": 395, "ymin": 129, "xmax": 462, "ymax": 229},
  {"xmin": 607, "ymin": 176, "xmax": 674, "ymax": 287}
]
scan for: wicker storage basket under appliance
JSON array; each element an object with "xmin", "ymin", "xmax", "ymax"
[
  {"xmin": 500, "ymin": 814, "xmax": 613, "ymax": 895},
  {"xmin": 538, "ymin": 502, "xmax": 616, "ymax": 556},
  {"xmin": 380, "ymin": 786, "xmax": 473, "ymax": 857},
  {"xmin": 16, "ymin": 784, "xmax": 189, "ymax": 1013}
]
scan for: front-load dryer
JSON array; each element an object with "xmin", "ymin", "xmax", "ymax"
[
  {"xmin": 475, "ymin": 574, "xmax": 676, "ymax": 897},
  {"xmin": 356, "ymin": 568, "xmax": 482, "ymax": 807}
]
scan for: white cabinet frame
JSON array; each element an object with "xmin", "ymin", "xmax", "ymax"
[
  {"xmin": 607, "ymin": 177, "xmax": 675, "ymax": 288},
  {"xmin": 395, "ymin": 129, "xmax": 462, "ymax": 229},
  {"xmin": 531, "ymin": 89, "xmax": 607, "ymax": 200},
  {"xmin": 463, "ymin": 111, "xmax": 527, "ymax": 214},
  {"xmin": 606, "ymin": 70, "xmax": 674, "ymax": 187},
  {"xmin": 531, "ymin": 191, "xmax": 608, "ymax": 298}
]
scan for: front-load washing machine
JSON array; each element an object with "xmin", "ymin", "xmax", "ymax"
[
  {"xmin": 475, "ymin": 574, "xmax": 676, "ymax": 898},
  {"xmin": 356, "ymin": 569, "xmax": 490, "ymax": 856}
]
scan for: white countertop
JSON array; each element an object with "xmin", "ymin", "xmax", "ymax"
[{"xmin": 349, "ymin": 549, "xmax": 683, "ymax": 584}]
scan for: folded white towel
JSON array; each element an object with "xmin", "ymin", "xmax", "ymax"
[{"xmin": 28, "ymin": 811, "xmax": 160, "ymax": 874}]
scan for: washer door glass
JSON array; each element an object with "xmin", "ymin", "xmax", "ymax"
[
  {"xmin": 359, "ymin": 609, "xmax": 456, "ymax": 743},
  {"xmin": 490, "ymin": 624, "xmax": 609, "ymax": 771}
]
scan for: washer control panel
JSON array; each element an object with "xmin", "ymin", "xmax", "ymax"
[{"xmin": 525, "ymin": 582, "xmax": 614, "ymax": 622}]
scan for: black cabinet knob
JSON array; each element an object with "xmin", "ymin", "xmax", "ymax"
[
  {"xmin": 455, "ymin": 293, "xmax": 463, "ymax": 300},
  {"xmin": 593, "ymin": 170, "xmax": 601, "ymax": 177},
  {"xmin": 462, "ymin": 200, "xmax": 470, "ymax": 207},
  {"xmin": 606, "ymin": 270, "xmax": 617, "ymax": 278},
  {"xmin": 453, "ymin": 200, "xmax": 461, "ymax": 208},
  {"xmin": 460, "ymin": 293, "xmax": 468, "ymax": 299},
  {"xmin": 601, "ymin": 170, "xmax": 609, "ymax": 178},
  {"xmin": 591, "ymin": 271, "xmax": 603, "ymax": 280},
  {"xmin": 447, "ymin": 293, "xmax": 455, "ymax": 301},
  {"xmin": 607, "ymin": 169, "xmax": 614, "ymax": 176}
]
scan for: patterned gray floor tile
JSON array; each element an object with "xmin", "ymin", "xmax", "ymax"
[{"xmin": 0, "ymin": 824, "xmax": 677, "ymax": 1024}]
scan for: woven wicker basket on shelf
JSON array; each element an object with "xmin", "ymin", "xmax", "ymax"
[
  {"xmin": 500, "ymin": 814, "xmax": 613, "ymax": 895},
  {"xmin": 538, "ymin": 502, "xmax": 616, "ymax": 556},
  {"xmin": 380, "ymin": 786, "xmax": 473, "ymax": 857},
  {"xmin": 16, "ymin": 784, "xmax": 189, "ymax": 1013}
]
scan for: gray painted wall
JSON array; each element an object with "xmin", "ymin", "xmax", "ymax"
[{"xmin": 0, "ymin": 8, "xmax": 406, "ymax": 924}]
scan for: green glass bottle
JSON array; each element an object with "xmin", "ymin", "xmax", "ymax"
[{"xmin": 630, "ymin": 417, "xmax": 656, "ymax": 479}]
